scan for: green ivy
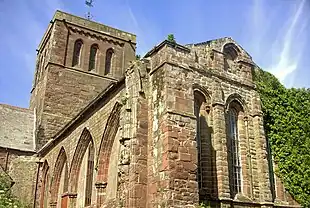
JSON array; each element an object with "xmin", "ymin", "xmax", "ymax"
[
  {"xmin": 0, "ymin": 173, "xmax": 28, "ymax": 208},
  {"xmin": 253, "ymin": 68, "xmax": 310, "ymax": 207},
  {"xmin": 167, "ymin": 34, "xmax": 176, "ymax": 43},
  {"xmin": 197, "ymin": 202, "xmax": 211, "ymax": 208}
]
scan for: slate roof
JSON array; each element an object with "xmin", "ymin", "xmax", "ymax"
[{"xmin": 0, "ymin": 104, "xmax": 35, "ymax": 152}]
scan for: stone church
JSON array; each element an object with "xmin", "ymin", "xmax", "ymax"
[{"xmin": 0, "ymin": 10, "xmax": 300, "ymax": 208}]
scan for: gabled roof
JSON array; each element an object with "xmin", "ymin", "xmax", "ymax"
[
  {"xmin": 144, "ymin": 37, "xmax": 253, "ymax": 61},
  {"xmin": 144, "ymin": 40, "xmax": 190, "ymax": 58},
  {"xmin": 0, "ymin": 104, "xmax": 35, "ymax": 152},
  {"xmin": 188, "ymin": 37, "xmax": 253, "ymax": 59}
]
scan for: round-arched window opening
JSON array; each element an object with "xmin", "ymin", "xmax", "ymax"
[
  {"xmin": 88, "ymin": 44, "xmax": 98, "ymax": 71},
  {"xmin": 223, "ymin": 43, "xmax": 239, "ymax": 61},
  {"xmin": 72, "ymin": 39, "xmax": 83, "ymax": 67}
]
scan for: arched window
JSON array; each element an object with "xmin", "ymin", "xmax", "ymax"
[
  {"xmin": 69, "ymin": 129, "xmax": 95, "ymax": 207},
  {"xmin": 223, "ymin": 43, "xmax": 238, "ymax": 61},
  {"xmin": 96, "ymin": 103, "xmax": 121, "ymax": 207},
  {"xmin": 40, "ymin": 161, "xmax": 49, "ymax": 208},
  {"xmin": 50, "ymin": 147, "xmax": 69, "ymax": 207},
  {"xmin": 72, "ymin": 40, "xmax": 83, "ymax": 67},
  {"xmin": 194, "ymin": 90, "xmax": 215, "ymax": 201},
  {"xmin": 85, "ymin": 143, "xmax": 94, "ymax": 206},
  {"xmin": 88, "ymin": 44, "xmax": 98, "ymax": 71},
  {"xmin": 228, "ymin": 107, "xmax": 242, "ymax": 196},
  {"xmin": 223, "ymin": 43, "xmax": 239, "ymax": 71},
  {"xmin": 104, "ymin": 48, "xmax": 113, "ymax": 75}
]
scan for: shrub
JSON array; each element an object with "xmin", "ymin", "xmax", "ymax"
[
  {"xmin": 253, "ymin": 68, "xmax": 310, "ymax": 207},
  {"xmin": 0, "ymin": 173, "xmax": 28, "ymax": 208}
]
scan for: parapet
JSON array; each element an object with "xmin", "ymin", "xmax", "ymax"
[
  {"xmin": 143, "ymin": 38, "xmax": 256, "ymax": 87},
  {"xmin": 53, "ymin": 10, "xmax": 136, "ymax": 43},
  {"xmin": 38, "ymin": 10, "xmax": 136, "ymax": 51}
]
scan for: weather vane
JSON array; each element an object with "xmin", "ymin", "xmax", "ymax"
[{"xmin": 85, "ymin": 0, "xmax": 94, "ymax": 20}]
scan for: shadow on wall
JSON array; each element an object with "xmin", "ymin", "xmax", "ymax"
[{"xmin": 199, "ymin": 114, "xmax": 218, "ymax": 201}]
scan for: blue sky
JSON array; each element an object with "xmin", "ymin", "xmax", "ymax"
[{"xmin": 0, "ymin": 0, "xmax": 309, "ymax": 108}]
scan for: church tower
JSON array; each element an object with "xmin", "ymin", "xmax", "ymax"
[{"xmin": 29, "ymin": 10, "xmax": 136, "ymax": 149}]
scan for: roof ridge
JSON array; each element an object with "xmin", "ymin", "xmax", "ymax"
[{"xmin": 0, "ymin": 103, "xmax": 32, "ymax": 113}]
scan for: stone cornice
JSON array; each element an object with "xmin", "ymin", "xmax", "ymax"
[
  {"xmin": 53, "ymin": 10, "xmax": 136, "ymax": 42},
  {"xmin": 95, "ymin": 181, "xmax": 107, "ymax": 189},
  {"xmin": 165, "ymin": 109, "xmax": 196, "ymax": 120},
  {"xmin": 149, "ymin": 60, "xmax": 256, "ymax": 91},
  {"xmin": 68, "ymin": 25, "xmax": 125, "ymax": 47},
  {"xmin": 61, "ymin": 192, "xmax": 77, "ymax": 198},
  {"xmin": 237, "ymin": 59, "xmax": 255, "ymax": 67},
  {"xmin": 144, "ymin": 40, "xmax": 190, "ymax": 58}
]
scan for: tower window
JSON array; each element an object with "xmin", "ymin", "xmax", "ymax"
[
  {"xmin": 72, "ymin": 40, "xmax": 83, "ymax": 67},
  {"xmin": 228, "ymin": 107, "xmax": 242, "ymax": 196},
  {"xmin": 88, "ymin": 44, "xmax": 98, "ymax": 71},
  {"xmin": 104, "ymin": 48, "xmax": 113, "ymax": 75},
  {"xmin": 194, "ymin": 90, "xmax": 213, "ymax": 200}
]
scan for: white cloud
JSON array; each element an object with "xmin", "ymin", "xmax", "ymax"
[
  {"xmin": 125, "ymin": 1, "xmax": 147, "ymax": 55},
  {"xmin": 249, "ymin": 0, "xmax": 309, "ymax": 87},
  {"xmin": 268, "ymin": 0, "xmax": 308, "ymax": 84}
]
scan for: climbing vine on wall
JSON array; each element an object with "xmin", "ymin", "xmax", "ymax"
[
  {"xmin": 0, "ymin": 172, "xmax": 28, "ymax": 208},
  {"xmin": 253, "ymin": 68, "xmax": 310, "ymax": 207}
]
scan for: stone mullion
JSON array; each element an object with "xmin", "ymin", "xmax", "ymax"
[
  {"xmin": 253, "ymin": 115, "xmax": 272, "ymax": 203},
  {"xmin": 248, "ymin": 116, "xmax": 260, "ymax": 200},
  {"xmin": 238, "ymin": 115, "xmax": 250, "ymax": 197},
  {"xmin": 212, "ymin": 103, "xmax": 230, "ymax": 199}
]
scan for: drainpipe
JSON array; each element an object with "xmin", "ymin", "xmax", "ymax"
[{"xmin": 4, "ymin": 148, "xmax": 9, "ymax": 172}]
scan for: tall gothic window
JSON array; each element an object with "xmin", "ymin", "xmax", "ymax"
[
  {"xmin": 63, "ymin": 164, "xmax": 69, "ymax": 193},
  {"xmin": 194, "ymin": 92, "xmax": 204, "ymax": 190},
  {"xmin": 72, "ymin": 40, "xmax": 83, "ymax": 67},
  {"xmin": 40, "ymin": 162, "xmax": 49, "ymax": 208},
  {"xmin": 104, "ymin": 48, "xmax": 113, "ymax": 75},
  {"xmin": 228, "ymin": 107, "xmax": 242, "ymax": 196},
  {"xmin": 194, "ymin": 90, "xmax": 214, "ymax": 202},
  {"xmin": 88, "ymin": 44, "xmax": 98, "ymax": 71},
  {"xmin": 85, "ymin": 143, "xmax": 94, "ymax": 206}
]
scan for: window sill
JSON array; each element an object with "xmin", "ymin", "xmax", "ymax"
[{"xmin": 234, "ymin": 193, "xmax": 252, "ymax": 202}]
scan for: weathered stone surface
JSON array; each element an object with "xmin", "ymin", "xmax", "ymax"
[
  {"xmin": 30, "ymin": 10, "xmax": 136, "ymax": 150},
  {"xmin": 0, "ymin": 10, "xmax": 300, "ymax": 208},
  {"xmin": 0, "ymin": 104, "xmax": 35, "ymax": 151},
  {"xmin": 9, "ymin": 156, "xmax": 38, "ymax": 207}
]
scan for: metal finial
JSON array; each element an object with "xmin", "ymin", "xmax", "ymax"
[{"xmin": 85, "ymin": 0, "xmax": 94, "ymax": 20}]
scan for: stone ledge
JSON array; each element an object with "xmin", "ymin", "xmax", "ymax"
[
  {"xmin": 53, "ymin": 10, "xmax": 136, "ymax": 42},
  {"xmin": 148, "ymin": 61, "xmax": 255, "ymax": 90}
]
